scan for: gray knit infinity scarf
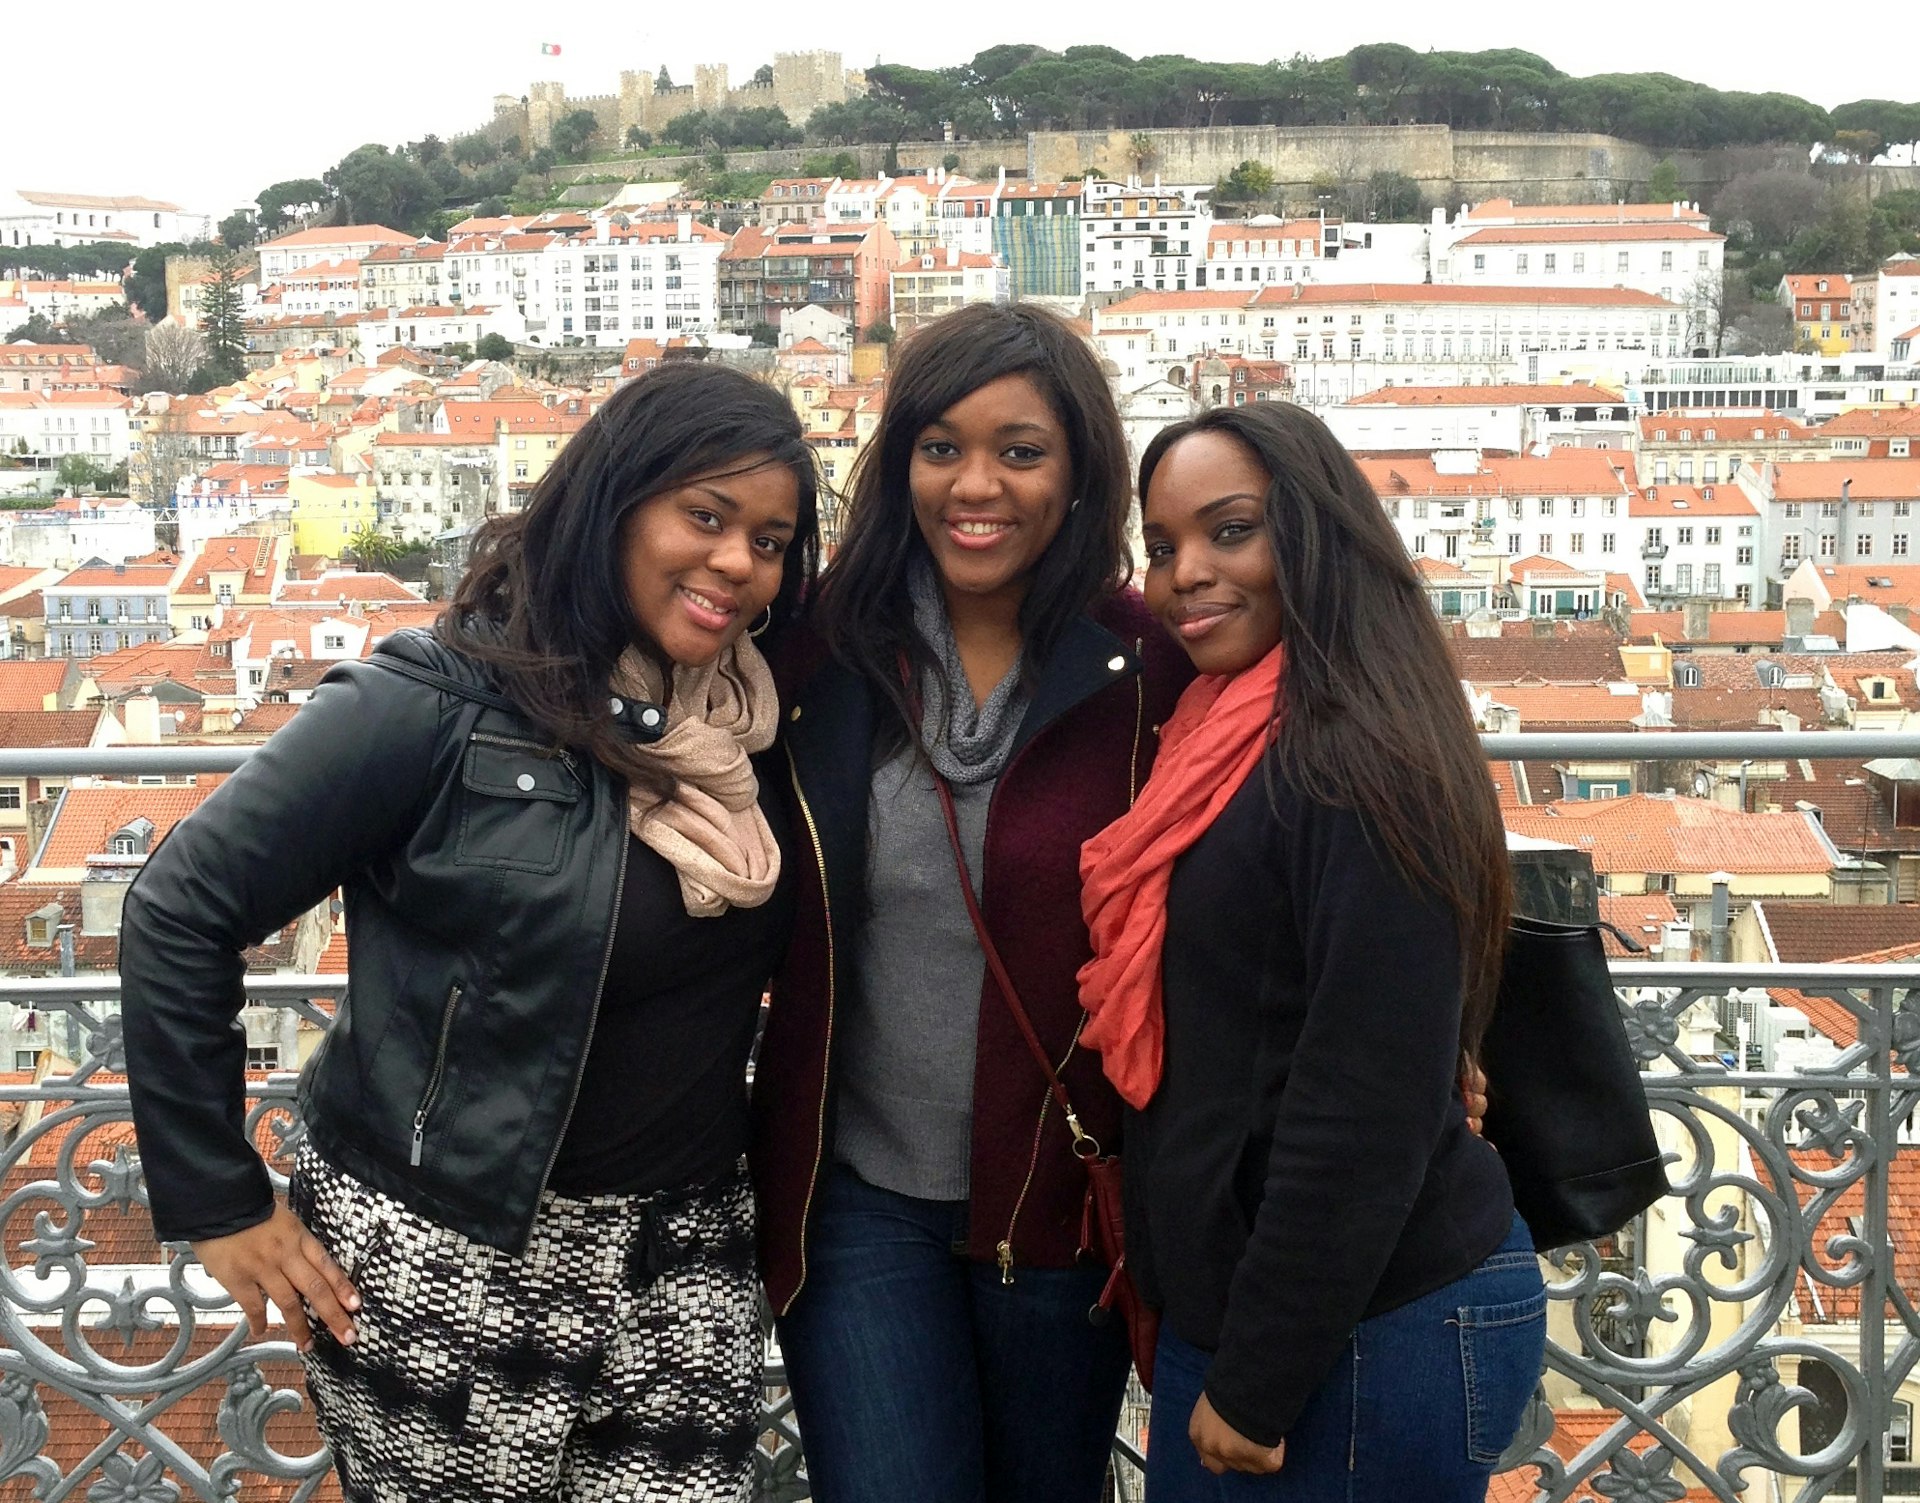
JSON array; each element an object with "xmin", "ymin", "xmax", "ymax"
[{"xmin": 908, "ymin": 561, "xmax": 1027, "ymax": 787}]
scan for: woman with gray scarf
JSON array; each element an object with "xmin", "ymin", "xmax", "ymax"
[{"xmin": 752, "ymin": 305, "xmax": 1195, "ymax": 1503}]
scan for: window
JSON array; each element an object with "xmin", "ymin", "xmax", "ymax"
[
  {"xmin": 1858, "ymin": 536, "xmax": 1876, "ymax": 557},
  {"xmin": 1544, "ymin": 254, "xmax": 1557, "ymax": 272},
  {"xmin": 0, "ymin": 786, "xmax": 19, "ymax": 811},
  {"xmin": 1506, "ymin": 534, "xmax": 1521, "ymax": 555},
  {"xmin": 1516, "ymin": 254, "xmax": 1529, "ymax": 273},
  {"xmin": 322, "ymin": 634, "xmax": 346, "ymax": 650},
  {"xmin": 1473, "ymin": 254, "xmax": 1485, "ymax": 271},
  {"xmin": 1737, "ymin": 546, "xmax": 1754, "ymax": 565},
  {"xmin": 1736, "ymin": 584, "xmax": 1753, "ymax": 604},
  {"xmin": 1676, "ymin": 527, "xmax": 1694, "ymax": 545},
  {"xmin": 1539, "ymin": 534, "xmax": 1553, "ymax": 554},
  {"xmin": 1539, "ymin": 498, "xmax": 1555, "ymax": 518},
  {"xmin": 1782, "ymin": 536, "xmax": 1801, "ymax": 562},
  {"xmin": 1601, "ymin": 533, "xmax": 1616, "ymax": 552},
  {"xmin": 1819, "ymin": 534, "xmax": 1837, "ymax": 558},
  {"xmin": 1569, "ymin": 533, "xmax": 1585, "ymax": 554},
  {"xmin": 1890, "ymin": 1402, "xmax": 1914, "ymax": 1465},
  {"xmin": 1897, "ymin": 535, "xmax": 1911, "ymax": 557},
  {"xmin": 1784, "ymin": 503, "xmax": 1802, "ymax": 518},
  {"xmin": 1572, "ymin": 253, "xmax": 1585, "ymax": 273},
  {"xmin": 246, "ymin": 1045, "xmax": 281, "ymax": 1071},
  {"xmin": 1705, "ymin": 527, "xmax": 1721, "ymax": 545},
  {"xmin": 1661, "ymin": 250, "xmax": 1674, "ymax": 270},
  {"xmin": 1704, "ymin": 563, "xmax": 1720, "ymax": 593},
  {"xmin": 13, "ymin": 1051, "xmax": 39, "ymax": 1072},
  {"xmin": 1675, "ymin": 563, "xmax": 1692, "ymax": 592},
  {"xmin": 1645, "ymin": 564, "xmax": 1662, "ymax": 590},
  {"xmin": 1617, "ymin": 251, "xmax": 1630, "ymax": 272}
]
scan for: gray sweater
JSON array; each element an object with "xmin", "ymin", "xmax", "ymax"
[{"xmin": 835, "ymin": 743, "xmax": 995, "ymax": 1200}]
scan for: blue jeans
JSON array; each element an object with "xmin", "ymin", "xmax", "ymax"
[
  {"xmin": 1145, "ymin": 1216, "xmax": 1545, "ymax": 1503},
  {"xmin": 775, "ymin": 1163, "xmax": 1133, "ymax": 1503}
]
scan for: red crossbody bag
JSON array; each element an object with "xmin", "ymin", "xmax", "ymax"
[{"xmin": 930, "ymin": 774, "xmax": 1160, "ymax": 1390}]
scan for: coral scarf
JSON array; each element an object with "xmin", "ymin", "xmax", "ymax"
[
  {"xmin": 1078, "ymin": 644, "xmax": 1285, "ymax": 1108},
  {"xmin": 611, "ymin": 638, "xmax": 781, "ymax": 918}
]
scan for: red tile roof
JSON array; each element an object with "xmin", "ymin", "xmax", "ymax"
[
  {"xmin": 1349, "ymin": 383, "xmax": 1624, "ymax": 407},
  {"xmin": 1598, "ymin": 892, "xmax": 1678, "ymax": 956},
  {"xmin": 32, "ymin": 784, "xmax": 221, "ymax": 872},
  {"xmin": 1627, "ymin": 483, "xmax": 1757, "ymax": 518},
  {"xmin": 1767, "ymin": 460, "xmax": 1920, "ymax": 502},
  {"xmin": 0, "ymin": 661, "xmax": 73, "ymax": 712},
  {"xmin": 1447, "ymin": 620, "xmax": 1627, "ymax": 685},
  {"xmin": 1504, "ymin": 792, "xmax": 1836, "ymax": 876},
  {"xmin": 1456, "ymin": 223, "xmax": 1722, "ymax": 245},
  {"xmin": 274, "ymin": 571, "xmax": 424, "ymax": 605},
  {"xmin": 0, "ymin": 710, "xmax": 100, "ymax": 749}
]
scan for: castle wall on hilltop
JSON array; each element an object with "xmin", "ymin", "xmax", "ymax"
[{"xmin": 488, "ymin": 50, "xmax": 865, "ymax": 151}]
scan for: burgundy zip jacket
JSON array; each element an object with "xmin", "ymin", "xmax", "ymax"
[{"xmin": 753, "ymin": 589, "xmax": 1193, "ymax": 1314}]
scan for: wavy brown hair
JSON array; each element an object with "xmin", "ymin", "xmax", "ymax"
[
  {"xmin": 440, "ymin": 362, "xmax": 819, "ymax": 783},
  {"xmin": 815, "ymin": 303, "xmax": 1134, "ymax": 748},
  {"xmin": 1139, "ymin": 403, "xmax": 1510, "ymax": 1055}
]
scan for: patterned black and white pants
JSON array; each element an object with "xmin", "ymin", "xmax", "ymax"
[{"xmin": 289, "ymin": 1141, "xmax": 760, "ymax": 1503}]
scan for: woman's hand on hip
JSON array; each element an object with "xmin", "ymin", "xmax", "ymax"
[
  {"xmin": 1462, "ymin": 1057, "xmax": 1490, "ymax": 1135},
  {"xmin": 1189, "ymin": 1392, "xmax": 1285, "ymax": 1475},
  {"xmin": 192, "ymin": 1205, "xmax": 361, "ymax": 1352}
]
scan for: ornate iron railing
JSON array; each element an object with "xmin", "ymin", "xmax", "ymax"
[{"xmin": 5, "ymin": 736, "xmax": 1920, "ymax": 1500}]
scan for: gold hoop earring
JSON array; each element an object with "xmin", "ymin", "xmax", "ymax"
[{"xmin": 748, "ymin": 605, "xmax": 774, "ymax": 639}]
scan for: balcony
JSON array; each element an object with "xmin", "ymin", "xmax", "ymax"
[
  {"xmin": 7, "ymin": 735, "xmax": 1920, "ymax": 1500},
  {"xmin": 1641, "ymin": 543, "xmax": 1669, "ymax": 561}
]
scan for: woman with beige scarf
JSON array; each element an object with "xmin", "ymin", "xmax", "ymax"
[{"xmin": 120, "ymin": 362, "xmax": 820, "ymax": 1503}]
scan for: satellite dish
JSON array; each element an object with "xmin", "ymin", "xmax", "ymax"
[
  {"xmin": 1693, "ymin": 770, "xmax": 1712, "ymax": 798},
  {"xmin": 230, "ymin": 710, "xmax": 245, "ymax": 728}
]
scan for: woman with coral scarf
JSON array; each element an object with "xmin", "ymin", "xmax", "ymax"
[{"xmin": 1079, "ymin": 403, "xmax": 1544, "ymax": 1502}]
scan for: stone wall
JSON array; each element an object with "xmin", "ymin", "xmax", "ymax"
[{"xmin": 1026, "ymin": 125, "xmax": 1803, "ymax": 204}]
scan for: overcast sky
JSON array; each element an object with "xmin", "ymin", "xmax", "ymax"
[{"xmin": 15, "ymin": 1, "xmax": 1906, "ymax": 216}]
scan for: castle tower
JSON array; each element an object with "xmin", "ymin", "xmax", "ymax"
[
  {"xmin": 527, "ymin": 80, "xmax": 568, "ymax": 149},
  {"xmin": 694, "ymin": 64, "xmax": 729, "ymax": 111}
]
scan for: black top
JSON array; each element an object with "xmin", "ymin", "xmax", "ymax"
[
  {"xmin": 1123, "ymin": 753, "xmax": 1514, "ymax": 1448},
  {"xmin": 548, "ymin": 778, "xmax": 795, "ymax": 1197}
]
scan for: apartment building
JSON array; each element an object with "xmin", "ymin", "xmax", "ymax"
[
  {"xmin": 1779, "ymin": 274, "xmax": 1856, "ymax": 355},
  {"xmin": 43, "ymin": 563, "xmax": 175, "ymax": 659},
  {"xmin": 1199, "ymin": 218, "xmax": 1339, "ymax": 290},
  {"xmin": 1079, "ymin": 178, "xmax": 1212, "ymax": 301},
  {"xmin": 889, "ymin": 249, "xmax": 1008, "ymax": 333},
  {"xmin": 0, "ymin": 189, "xmax": 209, "ymax": 249},
  {"xmin": 929, "ymin": 178, "xmax": 1083, "ymax": 300},
  {"xmin": 359, "ymin": 241, "xmax": 446, "ymax": 312},
  {"xmin": 718, "ymin": 221, "xmax": 900, "ymax": 336},
  {"xmin": 1740, "ymin": 459, "xmax": 1920, "ymax": 590},
  {"xmin": 258, "ymin": 225, "xmax": 416, "ymax": 284}
]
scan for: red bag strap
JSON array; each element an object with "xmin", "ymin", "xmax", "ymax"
[{"xmin": 930, "ymin": 772, "xmax": 1100, "ymax": 1161}]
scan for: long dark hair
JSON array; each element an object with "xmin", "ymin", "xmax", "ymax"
[
  {"xmin": 440, "ymin": 361, "xmax": 819, "ymax": 781},
  {"xmin": 817, "ymin": 303, "xmax": 1132, "ymax": 744},
  {"xmin": 1139, "ymin": 403, "xmax": 1510, "ymax": 1054}
]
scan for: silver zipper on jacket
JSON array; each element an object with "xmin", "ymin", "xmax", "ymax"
[
  {"xmin": 468, "ymin": 729, "xmax": 583, "ymax": 785},
  {"xmin": 530, "ymin": 822, "xmax": 628, "ymax": 1217},
  {"xmin": 410, "ymin": 983, "xmax": 464, "ymax": 1166}
]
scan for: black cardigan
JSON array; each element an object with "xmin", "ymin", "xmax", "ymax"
[{"xmin": 1123, "ymin": 754, "xmax": 1514, "ymax": 1447}]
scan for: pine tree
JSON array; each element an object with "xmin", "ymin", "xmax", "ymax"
[{"xmin": 198, "ymin": 250, "xmax": 250, "ymax": 384}]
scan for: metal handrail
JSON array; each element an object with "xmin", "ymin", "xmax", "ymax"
[{"xmin": 8, "ymin": 728, "xmax": 1920, "ymax": 780}]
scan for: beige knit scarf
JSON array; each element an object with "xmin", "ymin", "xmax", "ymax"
[{"xmin": 610, "ymin": 637, "xmax": 781, "ymax": 917}]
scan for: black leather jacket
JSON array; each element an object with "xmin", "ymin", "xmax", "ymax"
[{"xmin": 120, "ymin": 628, "xmax": 635, "ymax": 1252}]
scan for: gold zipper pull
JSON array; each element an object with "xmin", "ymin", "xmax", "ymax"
[{"xmin": 996, "ymin": 1239, "xmax": 1015, "ymax": 1286}]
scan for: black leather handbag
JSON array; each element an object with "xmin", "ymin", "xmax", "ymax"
[{"xmin": 1479, "ymin": 914, "xmax": 1670, "ymax": 1251}]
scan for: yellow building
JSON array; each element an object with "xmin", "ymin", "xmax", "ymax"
[
  {"xmin": 1780, "ymin": 273, "xmax": 1856, "ymax": 355},
  {"xmin": 287, "ymin": 472, "xmax": 377, "ymax": 554}
]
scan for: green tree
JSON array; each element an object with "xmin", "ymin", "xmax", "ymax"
[
  {"xmin": 1649, "ymin": 158, "xmax": 1681, "ymax": 203},
  {"xmin": 942, "ymin": 153, "xmax": 961, "ymax": 171},
  {"xmin": 347, "ymin": 524, "xmax": 403, "ymax": 567},
  {"xmin": 324, "ymin": 145, "xmax": 441, "ymax": 234},
  {"xmin": 625, "ymin": 125, "xmax": 652, "ymax": 150},
  {"xmin": 752, "ymin": 63, "xmax": 775, "ymax": 87},
  {"xmin": 4, "ymin": 313, "xmax": 63, "ymax": 343},
  {"xmin": 197, "ymin": 249, "xmax": 250, "ymax": 384},
  {"xmin": 451, "ymin": 134, "xmax": 498, "ymax": 168},
  {"xmin": 1213, "ymin": 159, "xmax": 1276, "ymax": 208},
  {"xmin": 56, "ymin": 454, "xmax": 111, "ymax": 493},
  {"xmin": 218, "ymin": 211, "xmax": 258, "ymax": 249},
  {"xmin": 475, "ymin": 332, "xmax": 515, "ymax": 361},
  {"xmin": 550, "ymin": 110, "xmax": 601, "ymax": 161},
  {"xmin": 1364, "ymin": 170, "xmax": 1425, "ymax": 219},
  {"xmin": 800, "ymin": 151, "xmax": 861, "ymax": 179},
  {"xmin": 748, "ymin": 321, "xmax": 780, "ymax": 347},
  {"xmin": 656, "ymin": 66, "xmax": 674, "ymax": 91},
  {"xmin": 254, "ymin": 177, "xmax": 335, "ymax": 233},
  {"xmin": 124, "ymin": 245, "xmax": 186, "ymax": 322},
  {"xmin": 864, "ymin": 320, "xmax": 895, "ymax": 344}
]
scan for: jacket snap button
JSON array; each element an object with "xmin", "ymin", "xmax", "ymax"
[
  {"xmin": 516, "ymin": 773, "xmax": 536, "ymax": 791},
  {"xmin": 789, "ymin": 705, "xmax": 803, "ymax": 721},
  {"xmin": 609, "ymin": 697, "xmax": 624, "ymax": 715},
  {"xmin": 1107, "ymin": 655, "xmax": 1126, "ymax": 672},
  {"xmin": 641, "ymin": 707, "xmax": 662, "ymax": 728}
]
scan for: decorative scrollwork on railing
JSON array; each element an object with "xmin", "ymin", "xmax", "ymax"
[{"xmin": 3, "ymin": 969, "xmax": 1920, "ymax": 1500}]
